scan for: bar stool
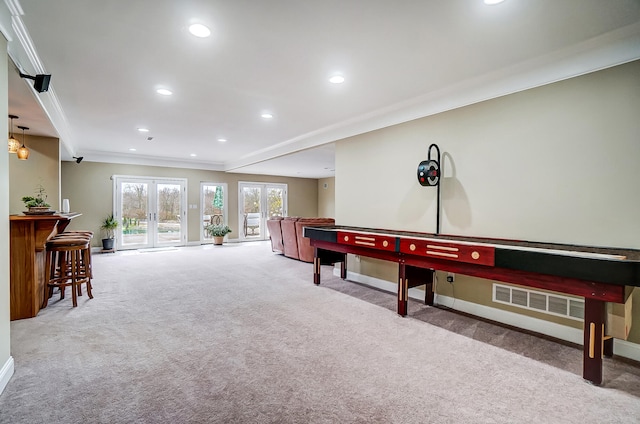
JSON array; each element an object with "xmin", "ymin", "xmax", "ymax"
[
  {"xmin": 53, "ymin": 231, "xmax": 93, "ymax": 280},
  {"xmin": 43, "ymin": 237, "xmax": 93, "ymax": 308}
]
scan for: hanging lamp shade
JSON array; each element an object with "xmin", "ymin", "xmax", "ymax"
[
  {"xmin": 8, "ymin": 136, "xmax": 20, "ymax": 153},
  {"xmin": 16, "ymin": 125, "xmax": 30, "ymax": 160},
  {"xmin": 8, "ymin": 115, "xmax": 20, "ymax": 153}
]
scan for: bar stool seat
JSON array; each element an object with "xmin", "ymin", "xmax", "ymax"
[
  {"xmin": 53, "ymin": 231, "xmax": 93, "ymax": 280},
  {"xmin": 43, "ymin": 237, "xmax": 93, "ymax": 308}
]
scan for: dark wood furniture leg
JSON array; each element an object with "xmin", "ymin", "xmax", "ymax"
[
  {"xmin": 603, "ymin": 336, "xmax": 614, "ymax": 358},
  {"xmin": 313, "ymin": 248, "xmax": 347, "ymax": 285},
  {"xmin": 313, "ymin": 248, "xmax": 321, "ymax": 285},
  {"xmin": 406, "ymin": 265, "xmax": 434, "ymax": 306},
  {"xmin": 398, "ymin": 264, "xmax": 409, "ymax": 316},
  {"xmin": 397, "ymin": 264, "xmax": 434, "ymax": 316},
  {"xmin": 583, "ymin": 298, "xmax": 605, "ymax": 385}
]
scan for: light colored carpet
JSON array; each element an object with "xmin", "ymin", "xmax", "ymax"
[{"xmin": 1, "ymin": 241, "xmax": 639, "ymax": 423}]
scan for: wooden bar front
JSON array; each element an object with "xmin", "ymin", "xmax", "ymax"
[{"xmin": 9, "ymin": 213, "xmax": 81, "ymax": 320}]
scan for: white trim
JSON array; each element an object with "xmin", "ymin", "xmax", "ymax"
[
  {"xmin": 332, "ymin": 268, "xmax": 428, "ymax": 307},
  {"xmin": 76, "ymin": 151, "xmax": 225, "ymax": 171},
  {"xmin": 0, "ymin": 356, "xmax": 15, "ymax": 396},
  {"xmin": 332, "ymin": 268, "xmax": 640, "ymax": 362},
  {"xmin": 434, "ymin": 294, "xmax": 583, "ymax": 345},
  {"xmin": 612, "ymin": 339, "xmax": 640, "ymax": 363}
]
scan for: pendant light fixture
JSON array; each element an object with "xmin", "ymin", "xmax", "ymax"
[
  {"xmin": 8, "ymin": 115, "xmax": 20, "ymax": 153},
  {"xmin": 16, "ymin": 125, "xmax": 30, "ymax": 160}
]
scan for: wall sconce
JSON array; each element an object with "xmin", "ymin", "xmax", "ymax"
[
  {"xmin": 16, "ymin": 125, "xmax": 30, "ymax": 160},
  {"xmin": 73, "ymin": 156, "xmax": 83, "ymax": 163},
  {"xmin": 19, "ymin": 72, "xmax": 51, "ymax": 93},
  {"xmin": 417, "ymin": 143, "xmax": 442, "ymax": 234},
  {"xmin": 8, "ymin": 115, "xmax": 20, "ymax": 153}
]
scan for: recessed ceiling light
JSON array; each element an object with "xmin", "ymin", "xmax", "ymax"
[
  {"xmin": 189, "ymin": 23, "xmax": 211, "ymax": 38},
  {"xmin": 484, "ymin": 0, "xmax": 505, "ymax": 4},
  {"xmin": 218, "ymin": 138, "xmax": 227, "ymax": 142},
  {"xmin": 156, "ymin": 88, "xmax": 173, "ymax": 96},
  {"xmin": 137, "ymin": 127, "xmax": 149, "ymax": 132},
  {"xmin": 329, "ymin": 75, "xmax": 345, "ymax": 84},
  {"xmin": 190, "ymin": 153, "xmax": 197, "ymax": 157},
  {"xmin": 129, "ymin": 148, "xmax": 137, "ymax": 152},
  {"xmin": 261, "ymin": 113, "xmax": 273, "ymax": 119}
]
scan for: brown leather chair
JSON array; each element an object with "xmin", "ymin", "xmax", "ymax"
[
  {"xmin": 267, "ymin": 217, "xmax": 284, "ymax": 254},
  {"xmin": 295, "ymin": 218, "xmax": 336, "ymax": 262},
  {"xmin": 281, "ymin": 217, "xmax": 300, "ymax": 259}
]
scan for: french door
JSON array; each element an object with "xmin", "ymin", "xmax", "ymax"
[
  {"xmin": 114, "ymin": 176, "xmax": 187, "ymax": 250},
  {"xmin": 200, "ymin": 182, "xmax": 228, "ymax": 243},
  {"xmin": 238, "ymin": 182, "xmax": 287, "ymax": 241}
]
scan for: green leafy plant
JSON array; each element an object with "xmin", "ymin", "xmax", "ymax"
[
  {"xmin": 101, "ymin": 214, "xmax": 119, "ymax": 239},
  {"xmin": 205, "ymin": 224, "xmax": 232, "ymax": 237},
  {"xmin": 21, "ymin": 184, "xmax": 50, "ymax": 208}
]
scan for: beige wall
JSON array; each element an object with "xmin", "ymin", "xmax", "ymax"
[
  {"xmin": 61, "ymin": 161, "xmax": 319, "ymax": 246},
  {"xmin": 1, "ymin": 40, "xmax": 12, "ymax": 393},
  {"xmin": 8, "ymin": 135, "xmax": 60, "ymax": 214},
  {"xmin": 335, "ymin": 60, "xmax": 640, "ymax": 340},
  {"xmin": 317, "ymin": 177, "xmax": 335, "ymax": 218}
]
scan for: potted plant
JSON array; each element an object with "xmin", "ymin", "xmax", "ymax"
[
  {"xmin": 205, "ymin": 224, "xmax": 232, "ymax": 245},
  {"xmin": 101, "ymin": 214, "xmax": 119, "ymax": 251},
  {"xmin": 21, "ymin": 184, "xmax": 51, "ymax": 213}
]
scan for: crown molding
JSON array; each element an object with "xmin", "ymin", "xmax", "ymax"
[
  {"xmin": 1, "ymin": 0, "xmax": 75, "ymax": 159},
  {"xmin": 72, "ymin": 150, "xmax": 226, "ymax": 172},
  {"xmin": 225, "ymin": 21, "xmax": 640, "ymax": 172}
]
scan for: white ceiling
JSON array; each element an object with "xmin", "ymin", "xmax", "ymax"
[{"xmin": 4, "ymin": 0, "xmax": 640, "ymax": 178}]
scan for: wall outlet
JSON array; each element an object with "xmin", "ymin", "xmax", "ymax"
[{"xmin": 446, "ymin": 273, "xmax": 455, "ymax": 283}]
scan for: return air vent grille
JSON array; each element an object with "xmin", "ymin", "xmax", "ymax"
[{"xmin": 492, "ymin": 284, "xmax": 584, "ymax": 321}]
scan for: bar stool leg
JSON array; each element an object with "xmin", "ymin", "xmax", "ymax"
[{"xmin": 71, "ymin": 249, "xmax": 79, "ymax": 307}]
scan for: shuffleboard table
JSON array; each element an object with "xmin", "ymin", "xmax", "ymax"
[{"xmin": 304, "ymin": 225, "xmax": 640, "ymax": 385}]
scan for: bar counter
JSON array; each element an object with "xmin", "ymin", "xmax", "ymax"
[{"xmin": 9, "ymin": 212, "xmax": 81, "ymax": 320}]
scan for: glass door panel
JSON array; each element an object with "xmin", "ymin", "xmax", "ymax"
[
  {"xmin": 201, "ymin": 183, "xmax": 228, "ymax": 242},
  {"xmin": 120, "ymin": 182, "xmax": 149, "ymax": 248},
  {"xmin": 239, "ymin": 182, "xmax": 287, "ymax": 241},
  {"xmin": 267, "ymin": 187, "xmax": 285, "ymax": 218},
  {"xmin": 156, "ymin": 183, "xmax": 183, "ymax": 246},
  {"xmin": 241, "ymin": 185, "xmax": 263, "ymax": 240}
]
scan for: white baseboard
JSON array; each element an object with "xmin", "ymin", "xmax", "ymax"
[
  {"xmin": 0, "ymin": 356, "xmax": 14, "ymax": 396},
  {"xmin": 433, "ymin": 294, "xmax": 583, "ymax": 344},
  {"xmin": 332, "ymin": 268, "xmax": 640, "ymax": 362},
  {"xmin": 188, "ymin": 238, "xmax": 245, "ymax": 246}
]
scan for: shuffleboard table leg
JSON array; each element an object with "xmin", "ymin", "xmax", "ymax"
[
  {"xmin": 583, "ymin": 298, "xmax": 605, "ymax": 385},
  {"xmin": 340, "ymin": 255, "xmax": 347, "ymax": 279},
  {"xmin": 404, "ymin": 265, "xmax": 434, "ymax": 306},
  {"xmin": 424, "ymin": 269, "xmax": 435, "ymax": 306},
  {"xmin": 313, "ymin": 248, "xmax": 321, "ymax": 286},
  {"xmin": 398, "ymin": 264, "xmax": 409, "ymax": 316},
  {"xmin": 603, "ymin": 336, "xmax": 614, "ymax": 358}
]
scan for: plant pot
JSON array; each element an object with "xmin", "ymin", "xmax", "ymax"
[
  {"xmin": 28, "ymin": 206, "xmax": 51, "ymax": 213},
  {"xmin": 102, "ymin": 238, "xmax": 115, "ymax": 250},
  {"xmin": 213, "ymin": 236, "xmax": 224, "ymax": 245}
]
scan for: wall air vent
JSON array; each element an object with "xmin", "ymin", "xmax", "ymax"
[{"xmin": 493, "ymin": 284, "xmax": 584, "ymax": 321}]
